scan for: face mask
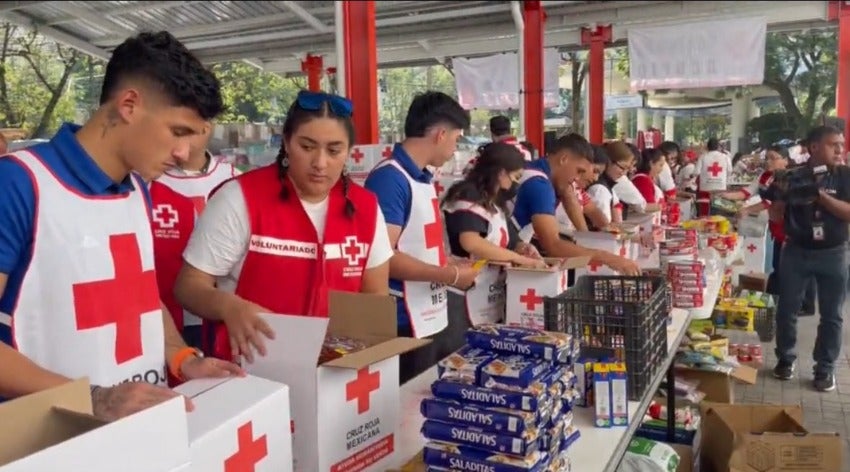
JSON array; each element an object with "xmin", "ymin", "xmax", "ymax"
[{"xmin": 502, "ymin": 181, "xmax": 520, "ymax": 200}]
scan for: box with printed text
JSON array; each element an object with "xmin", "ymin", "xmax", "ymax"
[{"xmin": 505, "ymin": 256, "xmax": 591, "ymax": 329}]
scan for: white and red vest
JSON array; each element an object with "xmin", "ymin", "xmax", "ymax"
[
  {"xmin": 442, "ymin": 200, "xmax": 509, "ymax": 326},
  {"xmin": 206, "ymin": 166, "xmax": 378, "ymax": 361},
  {"xmin": 698, "ymin": 151, "xmax": 729, "ymax": 192},
  {"xmin": 149, "ymin": 181, "xmax": 196, "ymax": 331},
  {"xmin": 7, "ymin": 151, "xmax": 165, "ymax": 387},
  {"xmin": 374, "ymin": 160, "xmax": 448, "ymax": 339},
  {"xmin": 513, "ymin": 169, "xmax": 566, "ymax": 241},
  {"xmin": 155, "ymin": 157, "xmax": 239, "ymax": 215}
]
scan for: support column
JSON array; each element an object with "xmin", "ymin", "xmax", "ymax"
[
  {"xmin": 636, "ymin": 108, "xmax": 648, "ymax": 134},
  {"xmin": 837, "ymin": 2, "xmax": 850, "ymax": 140},
  {"xmin": 301, "ymin": 54, "xmax": 323, "ymax": 92},
  {"xmin": 616, "ymin": 109, "xmax": 631, "ymax": 139},
  {"xmin": 749, "ymin": 101, "xmax": 761, "ymax": 120},
  {"xmin": 342, "ymin": 1, "xmax": 378, "ymax": 144},
  {"xmin": 581, "ymin": 25, "xmax": 611, "ymax": 144},
  {"xmin": 664, "ymin": 113, "xmax": 675, "ymax": 142},
  {"xmin": 730, "ymin": 94, "xmax": 751, "ymax": 154},
  {"xmin": 652, "ymin": 110, "xmax": 663, "ymax": 130},
  {"xmin": 523, "ymin": 1, "xmax": 545, "ymax": 154}
]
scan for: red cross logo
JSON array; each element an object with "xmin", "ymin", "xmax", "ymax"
[
  {"xmin": 382, "ymin": 146, "xmax": 393, "ymax": 159},
  {"xmin": 498, "ymin": 227, "xmax": 508, "ymax": 248},
  {"xmin": 519, "ymin": 288, "xmax": 543, "ymax": 311},
  {"xmin": 619, "ymin": 243, "xmax": 627, "ymax": 257},
  {"xmin": 747, "ymin": 243, "xmax": 757, "ymax": 253},
  {"xmin": 346, "ymin": 367, "xmax": 381, "ymax": 414},
  {"xmin": 588, "ymin": 260, "xmax": 603, "ymax": 272},
  {"xmin": 190, "ymin": 196, "xmax": 206, "ymax": 215},
  {"xmin": 73, "ymin": 234, "xmax": 159, "ymax": 364},
  {"xmin": 424, "ymin": 198, "xmax": 447, "ymax": 266},
  {"xmin": 351, "ymin": 147, "xmax": 365, "ymax": 164},
  {"xmin": 224, "ymin": 422, "xmax": 268, "ymax": 472},
  {"xmin": 433, "ymin": 181, "xmax": 445, "ymax": 197},
  {"xmin": 707, "ymin": 162, "xmax": 724, "ymax": 177},
  {"xmin": 152, "ymin": 204, "xmax": 179, "ymax": 229},
  {"xmin": 342, "ymin": 235, "xmax": 367, "ymax": 266}
]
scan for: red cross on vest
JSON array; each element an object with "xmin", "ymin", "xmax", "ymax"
[
  {"xmin": 72, "ymin": 233, "xmax": 159, "ymax": 364},
  {"xmin": 433, "ymin": 181, "xmax": 445, "ymax": 197},
  {"xmin": 351, "ymin": 147, "xmax": 365, "ymax": 164},
  {"xmin": 153, "ymin": 204, "xmax": 179, "ymax": 229},
  {"xmin": 346, "ymin": 367, "xmax": 381, "ymax": 414},
  {"xmin": 382, "ymin": 146, "xmax": 393, "ymax": 159},
  {"xmin": 224, "ymin": 422, "xmax": 268, "ymax": 472},
  {"xmin": 520, "ymin": 288, "xmax": 543, "ymax": 311},
  {"xmin": 343, "ymin": 236, "xmax": 366, "ymax": 265},
  {"xmin": 499, "ymin": 227, "xmax": 508, "ymax": 248},
  {"xmin": 707, "ymin": 162, "xmax": 724, "ymax": 177},
  {"xmin": 424, "ymin": 198, "xmax": 447, "ymax": 266},
  {"xmin": 747, "ymin": 244, "xmax": 757, "ymax": 253}
]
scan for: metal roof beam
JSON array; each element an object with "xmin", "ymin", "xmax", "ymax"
[
  {"xmin": 281, "ymin": 1, "xmax": 331, "ymax": 34},
  {"xmin": 50, "ymin": 2, "xmax": 135, "ymax": 36},
  {"xmin": 48, "ymin": 1, "xmax": 204, "ymax": 26},
  {"xmin": 0, "ymin": 10, "xmax": 111, "ymax": 60}
]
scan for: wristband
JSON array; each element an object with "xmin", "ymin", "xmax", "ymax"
[
  {"xmin": 169, "ymin": 347, "xmax": 202, "ymax": 381},
  {"xmin": 451, "ymin": 266, "xmax": 460, "ymax": 286}
]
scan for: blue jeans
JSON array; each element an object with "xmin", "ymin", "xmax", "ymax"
[
  {"xmin": 767, "ymin": 239, "xmax": 816, "ymax": 313},
  {"xmin": 774, "ymin": 243, "xmax": 848, "ymax": 374}
]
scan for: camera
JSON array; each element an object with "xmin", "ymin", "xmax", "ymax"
[{"xmin": 762, "ymin": 164, "xmax": 828, "ymax": 206}]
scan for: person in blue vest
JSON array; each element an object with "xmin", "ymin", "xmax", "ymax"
[{"xmin": 0, "ymin": 31, "xmax": 241, "ymax": 419}]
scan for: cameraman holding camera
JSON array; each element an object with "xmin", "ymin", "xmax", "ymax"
[{"xmin": 770, "ymin": 126, "xmax": 849, "ymax": 391}]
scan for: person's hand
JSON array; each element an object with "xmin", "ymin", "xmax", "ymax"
[
  {"xmin": 600, "ymin": 253, "xmax": 641, "ymax": 276},
  {"xmin": 515, "ymin": 241, "xmax": 543, "ymax": 260},
  {"xmin": 514, "ymin": 256, "xmax": 548, "ymax": 269},
  {"xmin": 92, "ymin": 382, "xmax": 190, "ymax": 422},
  {"xmin": 446, "ymin": 263, "xmax": 481, "ymax": 290},
  {"xmin": 222, "ymin": 300, "xmax": 276, "ymax": 364},
  {"xmin": 181, "ymin": 355, "xmax": 245, "ymax": 381}
]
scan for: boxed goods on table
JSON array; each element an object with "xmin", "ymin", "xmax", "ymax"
[
  {"xmin": 421, "ymin": 325, "xmax": 581, "ymax": 472},
  {"xmin": 667, "ymin": 260, "xmax": 706, "ymax": 309}
]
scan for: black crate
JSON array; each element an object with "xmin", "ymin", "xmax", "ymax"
[{"xmin": 543, "ymin": 275, "xmax": 670, "ymax": 401}]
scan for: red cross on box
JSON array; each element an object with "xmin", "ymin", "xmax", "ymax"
[
  {"xmin": 559, "ymin": 271, "xmax": 567, "ymax": 292},
  {"xmin": 153, "ymin": 205, "xmax": 178, "ymax": 228},
  {"xmin": 433, "ymin": 181, "xmax": 445, "ymax": 197},
  {"xmin": 424, "ymin": 198, "xmax": 447, "ymax": 265},
  {"xmin": 224, "ymin": 422, "xmax": 268, "ymax": 472},
  {"xmin": 343, "ymin": 236, "xmax": 365, "ymax": 265},
  {"xmin": 351, "ymin": 147, "xmax": 365, "ymax": 164},
  {"xmin": 520, "ymin": 288, "xmax": 543, "ymax": 311},
  {"xmin": 707, "ymin": 162, "xmax": 724, "ymax": 177},
  {"xmin": 73, "ymin": 233, "xmax": 159, "ymax": 364},
  {"xmin": 619, "ymin": 243, "xmax": 627, "ymax": 257},
  {"xmin": 382, "ymin": 146, "xmax": 393, "ymax": 159},
  {"xmin": 346, "ymin": 367, "xmax": 381, "ymax": 414},
  {"xmin": 747, "ymin": 243, "xmax": 757, "ymax": 253},
  {"xmin": 588, "ymin": 260, "xmax": 603, "ymax": 272}
]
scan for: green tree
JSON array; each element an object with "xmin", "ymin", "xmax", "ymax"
[
  {"xmin": 378, "ymin": 65, "xmax": 455, "ymax": 139},
  {"xmin": 211, "ymin": 62, "xmax": 307, "ymax": 124}
]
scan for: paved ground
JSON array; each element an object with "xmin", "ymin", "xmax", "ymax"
[{"xmin": 730, "ymin": 312, "xmax": 850, "ymax": 471}]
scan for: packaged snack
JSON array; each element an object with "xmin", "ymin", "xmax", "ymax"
[
  {"xmin": 466, "ymin": 324, "xmax": 577, "ymax": 364},
  {"xmin": 422, "ymin": 420, "xmax": 540, "ymax": 456},
  {"xmin": 420, "ymin": 397, "xmax": 544, "ymax": 437},
  {"xmin": 422, "ymin": 441, "xmax": 549, "ymax": 472},
  {"xmin": 437, "ymin": 345, "xmax": 497, "ymax": 383},
  {"xmin": 431, "ymin": 377, "xmax": 549, "ymax": 412},
  {"xmin": 481, "ymin": 354, "xmax": 552, "ymax": 390},
  {"xmin": 318, "ymin": 334, "xmax": 367, "ymax": 365}
]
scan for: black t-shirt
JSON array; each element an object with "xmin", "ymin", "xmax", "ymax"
[
  {"xmin": 443, "ymin": 187, "xmax": 519, "ymax": 258},
  {"xmin": 784, "ymin": 165, "xmax": 850, "ymax": 249}
]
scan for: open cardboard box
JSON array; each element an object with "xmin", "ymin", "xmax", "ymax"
[
  {"xmin": 504, "ymin": 256, "xmax": 591, "ymax": 329},
  {"xmin": 674, "ymin": 364, "xmax": 758, "ymax": 404},
  {"xmin": 699, "ymin": 403, "xmax": 843, "ymax": 471},
  {"xmin": 0, "ymin": 378, "xmax": 190, "ymax": 472},
  {"xmin": 245, "ymin": 291, "xmax": 429, "ymax": 472}
]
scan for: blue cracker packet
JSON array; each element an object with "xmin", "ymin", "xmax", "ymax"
[
  {"xmin": 423, "ymin": 441, "xmax": 549, "ymax": 472},
  {"xmin": 480, "ymin": 354, "xmax": 551, "ymax": 390},
  {"xmin": 422, "ymin": 420, "xmax": 540, "ymax": 457},
  {"xmin": 540, "ymin": 365, "xmax": 576, "ymax": 399},
  {"xmin": 432, "ymin": 377, "xmax": 549, "ymax": 412},
  {"xmin": 558, "ymin": 426, "xmax": 581, "ymax": 453},
  {"xmin": 437, "ymin": 345, "xmax": 497, "ymax": 384},
  {"xmin": 466, "ymin": 324, "xmax": 576, "ymax": 364},
  {"xmin": 420, "ymin": 397, "xmax": 543, "ymax": 437}
]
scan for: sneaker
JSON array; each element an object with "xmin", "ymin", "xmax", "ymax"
[
  {"xmin": 773, "ymin": 360, "xmax": 795, "ymax": 380},
  {"xmin": 813, "ymin": 371, "xmax": 836, "ymax": 392}
]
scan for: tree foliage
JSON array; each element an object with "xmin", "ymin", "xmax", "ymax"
[
  {"xmin": 378, "ymin": 65, "xmax": 456, "ymax": 139},
  {"xmin": 211, "ymin": 62, "xmax": 307, "ymax": 124},
  {"xmin": 0, "ymin": 23, "xmax": 80, "ymax": 137}
]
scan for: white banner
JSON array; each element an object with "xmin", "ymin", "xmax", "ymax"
[
  {"xmin": 453, "ymin": 48, "xmax": 561, "ymax": 110},
  {"xmin": 628, "ymin": 17, "xmax": 766, "ymax": 91}
]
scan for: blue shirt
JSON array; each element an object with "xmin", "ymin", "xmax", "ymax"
[
  {"xmin": 364, "ymin": 144, "xmax": 433, "ymax": 329},
  {"xmin": 0, "ymin": 123, "xmax": 150, "ymax": 347},
  {"xmin": 512, "ymin": 159, "xmax": 558, "ymax": 229}
]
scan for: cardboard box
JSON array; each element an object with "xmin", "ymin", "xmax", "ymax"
[
  {"xmin": 674, "ymin": 366, "xmax": 758, "ymax": 404},
  {"xmin": 245, "ymin": 292, "xmax": 429, "ymax": 472},
  {"xmin": 348, "ymin": 144, "xmax": 389, "ymax": 175},
  {"xmin": 741, "ymin": 233, "xmax": 767, "ymax": 273},
  {"xmin": 572, "ymin": 231, "xmax": 632, "ymax": 278},
  {"xmin": 174, "ymin": 376, "xmax": 293, "ymax": 472},
  {"xmin": 699, "ymin": 404, "xmax": 842, "ymax": 472},
  {"xmin": 738, "ymin": 273, "xmax": 768, "ymax": 293},
  {"xmin": 504, "ymin": 256, "xmax": 590, "ymax": 329},
  {"xmin": 0, "ymin": 379, "xmax": 190, "ymax": 472}
]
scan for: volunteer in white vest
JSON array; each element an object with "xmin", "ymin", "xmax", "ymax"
[
  {"xmin": 695, "ymin": 137, "xmax": 734, "ymax": 216},
  {"xmin": 0, "ymin": 32, "xmax": 241, "ymax": 420},
  {"xmin": 442, "ymin": 143, "xmax": 546, "ymax": 329},
  {"xmin": 587, "ymin": 141, "xmax": 636, "ymax": 226},
  {"xmin": 365, "ymin": 91, "xmax": 480, "ymax": 384}
]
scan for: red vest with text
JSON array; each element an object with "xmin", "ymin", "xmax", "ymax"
[
  {"xmin": 207, "ymin": 165, "xmax": 378, "ymax": 361},
  {"xmin": 148, "ymin": 181, "xmax": 196, "ymax": 330}
]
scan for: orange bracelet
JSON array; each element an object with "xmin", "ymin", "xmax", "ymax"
[{"xmin": 169, "ymin": 347, "xmax": 201, "ymax": 380}]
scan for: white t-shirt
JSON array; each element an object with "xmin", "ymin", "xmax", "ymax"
[
  {"xmin": 656, "ymin": 162, "xmax": 676, "ymax": 193},
  {"xmin": 676, "ymin": 163, "xmax": 697, "ymax": 191},
  {"xmin": 586, "ymin": 184, "xmax": 620, "ymax": 223},
  {"xmin": 612, "ymin": 175, "xmax": 647, "ymax": 211},
  {"xmin": 183, "ymin": 180, "xmax": 394, "ymax": 293}
]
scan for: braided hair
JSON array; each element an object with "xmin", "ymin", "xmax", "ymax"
[{"xmin": 275, "ymin": 95, "xmax": 356, "ymax": 218}]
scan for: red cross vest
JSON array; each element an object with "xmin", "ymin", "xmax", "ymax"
[
  {"xmin": 513, "ymin": 169, "xmax": 569, "ymax": 241},
  {"xmin": 149, "ymin": 181, "xmax": 195, "ymax": 331},
  {"xmin": 443, "ymin": 200, "xmax": 508, "ymax": 326},
  {"xmin": 7, "ymin": 151, "xmax": 166, "ymax": 387},
  {"xmin": 698, "ymin": 151, "xmax": 728, "ymax": 192},
  {"xmin": 206, "ymin": 165, "xmax": 378, "ymax": 361},
  {"xmin": 372, "ymin": 159, "xmax": 448, "ymax": 339}
]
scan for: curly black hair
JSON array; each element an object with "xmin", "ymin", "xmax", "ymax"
[
  {"xmin": 274, "ymin": 93, "xmax": 357, "ymax": 218},
  {"xmin": 443, "ymin": 142, "xmax": 525, "ymax": 213},
  {"xmin": 101, "ymin": 31, "xmax": 223, "ymax": 120}
]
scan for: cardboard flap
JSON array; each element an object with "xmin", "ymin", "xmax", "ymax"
[
  {"xmin": 705, "ymin": 404, "xmax": 806, "ymax": 434},
  {"xmin": 730, "ymin": 365, "xmax": 759, "ymax": 385},
  {"xmin": 258, "ymin": 312, "xmax": 327, "ymax": 366},
  {"xmin": 323, "ymin": 337, "xmax": 430, "ymax": 369},
  {"xmin": 328, "ymin": 291, "xmax": 397, "ymax": 342}
]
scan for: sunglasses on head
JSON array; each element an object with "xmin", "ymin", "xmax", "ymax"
[{"xmin": 296, "ymin": 90, "xmax": 353, "ymax": 117}]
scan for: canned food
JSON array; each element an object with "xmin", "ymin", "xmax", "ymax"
[
  {"xmin": 729, "ymin": 343, "xmax": 739, "ymax": 356},
  {"xmin": 741, "ymin": 344, "xmax": 752, "ymax": 356},
  {"xmin": 750, "ymin": 344, "xmax": 763, "ymax": 357},
  {"xmin": 737, "ymin": 353, "xmax": 752, "ymax": 362},
  {"xmin": 751, "ymin": 355, "xmax": 763, "ymax": 365}
]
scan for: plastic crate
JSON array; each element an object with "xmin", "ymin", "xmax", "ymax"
[
  {"xmin": 543, "ymin": 275, "xmax": 670, "ymax": 401},
  {"xmin": 753, "ymin": 304, "xmax": 776, "ymax": 342}
]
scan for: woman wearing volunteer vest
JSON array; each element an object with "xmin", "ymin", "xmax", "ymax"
[
  {"xmin": 0, "ymin": 31, "xmax": 241, "ymax": 420},
  {"xmin": 632, "ymin": 148, "xmax": 667, "ymax": 204},
  {"xmin": 175, "ymin": 91, "xmax": 393, "ymax": 363},
  {"xmin": 442, "ymin": 143, "xmax": 546, "ymax": 332},
  {"xmin": 587, "ymin": 141, "xmax": 635, "ymax": 228},
  {"xmin": 695, "ymin": 138, "xmax": 734, "ymax": 216}
]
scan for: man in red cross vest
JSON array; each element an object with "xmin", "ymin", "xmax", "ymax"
[{"xmin": 0, "ymin": 31, "xmax": 241, "ymax": 420}]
